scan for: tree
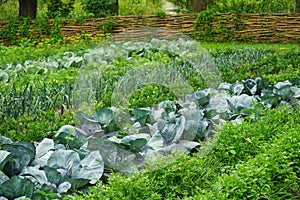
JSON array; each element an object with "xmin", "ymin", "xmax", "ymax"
[
  {"xmin": 296, "ymin": 0, "xmax": 300, "ymax": 13},
  {"xmin": 110, "ymin": 0, "xmax": 118, "ymax": 15},
  {"xmin": 19, "ymin": 0, "xmax": 37, "ymax": 18},
  {"xmin": 186, "ymin": 0, "xmax": 209, "ymax": 12}
]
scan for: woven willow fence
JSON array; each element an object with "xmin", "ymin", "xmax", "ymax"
[{"xmin": 0, "ymin": 13, "xmax": 300, "ymax": 44}]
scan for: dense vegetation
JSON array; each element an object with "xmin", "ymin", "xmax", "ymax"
[
  {"xmin": 0, "ymin": 1, "xmax": 300, "ymax": 198},
  {"xmin": 66, "ymin": 106, "xmax": 300, "ymax": 199},
  {"xmin": 0, "ymin": 37, "xmax": 299, "ymax": 198}
]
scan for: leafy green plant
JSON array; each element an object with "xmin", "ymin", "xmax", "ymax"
[
  {"xmin": 129, "ymin": 84, "xmax": 176, "ymax": 108},
  {"xmin": 0, "ymin": 129, "xmax": 104, "ymax": 199},
  {"xmin": 81, "ymin": 0, "xmax": 118, "ymax": 17},
  {"xmin": 101, "ymin": 18, "xmax": 116, "ymax": 34},
  {"xmin": 119, "ymin": 0, "xmax": 163, "ymax": 16},
  {"xmin": 47, "ymin": 0, "xmax": 75, "ymax": 19},
  {"xmin": 219, "ymin": 48, "xmax": 300, "ymax": 83},
  {"xmin": 0, "ymin": 110, "xmax": 74, "ymax": 142},
  {"xmin": 208, "ymin": 0, "xmax": 296, "ymax": 14},
  {"xmin": 65, "ymin": 106, "xmax": 300, "ymax": 199}
]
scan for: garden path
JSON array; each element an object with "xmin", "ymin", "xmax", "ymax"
[{"xmin": 162, "ymin": 0, "xmax": 178, "ymax": 14}]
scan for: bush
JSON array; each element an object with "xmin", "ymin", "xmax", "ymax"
[
  {"xmin": 47, "ymin": 0, "xmax": 75, "ymax": 18},
  {"xmin": 81, "ymin": 0, "xmax": 118, "ymax": 17}
]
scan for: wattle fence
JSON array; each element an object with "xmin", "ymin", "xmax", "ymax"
[{"xmin": 0, "ymin": 13, "xmax": 300, "ymax": 45}]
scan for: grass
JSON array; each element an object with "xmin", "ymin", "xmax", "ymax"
[{"xmin": 201, "ymin": 42, "xmax": 300, "ymax": 52}]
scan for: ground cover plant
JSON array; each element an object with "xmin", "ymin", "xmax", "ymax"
[{"xmin": 0, "ymin": 38, "xmax": 299, "ymax": 199}]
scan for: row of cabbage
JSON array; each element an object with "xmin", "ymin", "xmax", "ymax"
[
  {"xmin": 0, "ymin": 39, "xmax": 299, "ymax": 199},
  {"xmin": 0, "ymin": 39, "xmax": 279, "ymax": 120},
  {"xmin": 0, "ymin": 77, "xmax": 300, "ymax": 199},
  {"xmin": 0, "ymin": 42, "xmax": 274, "ymax": 84}
]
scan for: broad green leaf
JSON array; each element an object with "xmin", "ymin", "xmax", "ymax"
[
  {"xmin": 44, "ymin": 166, "xmax": 63, "ymax": 186},
  {"xmin": 160, "ymin": 116, "xmax": 185, "ymax": 145},
  {"xmin": 230, "ymin": 82, "xmax": 244, "ymax": 95},
  {"xmin": 0, "ymin": 176, "xmax": 35, "ymax": 199},
  {"xmin": 181, "ymin": 119, "xmax": 198, "ymax": 141},
  {"xmin": 291, "ymin": 87, "xmax": 300, "ymax": 98},
  {"xmin": 255, "ymin": 77, "xmax": 270, "ymax": 93},
  {"xmin": 260, "ymin": 90, "xmax": 279, "ymax": 108},
  {"xmin": 197, "ymin": 120, "xmax": 210, "ymax": 139},
  {"xmin": 161, "ymin": 140, "xmax": 200, "ymax": 154},
  {"xmin": 290, "ymin": 78, "xmax": 300, "ymax": 85},
  {"xmin": 230, "ymin": 94, "xmax": 256, "ymax": 110},
  {"xmin": 26, "ymin": 66, "xmax": 42, "ymax": 74},
  {"xmin": 121, "ymin": 134, "xmax": 149, "ymax": 152},
  {"xmin": 32, "ymin": 151, "xmax": 54, "ymax": 167},
  {"xmin": 56, "ymin": 125, "xmax": 78, "ymax": 138},
  {"xmin": 147, "ymin": 132, "xmax": 164, "ymax": 150},
  {"xmin": 47, "ymin": 150, "xmax": 81, "ymax": 175},
  {"xmin": 54, "ymin": 132, "xmax": 83, "ymax": 150},
  {"xmin": 87, "ymin": 138, "xmax": 138, "ymax": 173},
  {"xmin": 0, "ymin": 136, "xmax": 13, "ymax": 145},
  {"xmin": 74, "ymin": 113, "xmax": 102, "ymax": 137},
  {"xmin": 194, "ymin": 90, "xmax": 210, "ymax": 106},
  {"xmin": 0, "ymin": 150, "xmax": 11, "ymax": 171},
  {"xmin": 0, "ymin": 171, "xmax": 9, "ymax": 185},
  {"xmin": 57, "ymin": 182, "xmax": 71, "ymax": 193},
  {"xmin": 35, "ymin": 138, "xmax": 54, "ymax": 159},
  {"xmin": 1, "ymin": 142, "xmax": 36, "ymax": 177},
  {"xmin": 275, "ymin": 81, "xmax": 294, "ymax": 101},
  {"xmin": 242, "ymin": 79, "xmax": 257, "ymax": 95},
  {"xmin": 72, "ymin": 151, "xmax": 104, "ymax": 184},
  {"xmin": 20, "ymin": 166, "xmax": 48, "ymax": 185},
  {"xmin": 64, "ymin": 178, "xmax": 90, "ymax": 189},
  {"xmin": 158, "ymin": 100, "xmax": 177, "ymax": 113},
  {"xmin": 131, "ymin": 108, "xmax": 152, "ymax": 126},
  {"xmin": 94, "ymin": 108, "xmax": 114, "ymax": 125},
  {"xmin": 14, "ymin": 141, "xmax": 36, "ymax": 161}
]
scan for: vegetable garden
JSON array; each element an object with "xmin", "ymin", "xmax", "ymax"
[{"xmin": 0, "ymin": 12, "xmax": 300, "ymax": 200}]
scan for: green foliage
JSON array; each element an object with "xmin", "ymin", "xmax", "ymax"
[
  {"xmin": 47, "ymin": 0, "xmax": 75, "ymax": 19},
  {"xmin": 171, "ymin": 0, "xmax": 296, "ymax": 14},
  {"xmin": 101, "ymin": 18, "xmax": 116, "ymax": 34},
  {"xmin": 0, "ymin": 41, "xmax": 95, "ymax": 65},
  {"xmin": 167, "ymin": 0, "xmax": 187, "ymax": 13},
  {"xmin": 0, "ymin": 0, "xmax": 18, "ymax": 21},
  {"xmin": 219, "ymin": 48, "xmax": 300, "ymax": 83},
  {"xmin": 65, "ymin": 107, "xmax": 300, "ymax": 199},
  {"xmin": 129, "ymin": 84, "xmax": 176, "ymax": 108},
  {"xmin": 81, "ymin": 0, "xmax": 117, "ymax": 18},
  {"xmin": 195, "ymin": 107, "xmax": 300, "ymax": 199},
  {"xmin": 0, "ymin": 110, "xmax": 73, "ymax": 142},
  {"xmin": 209, "ymin": 0, "xmax": 296, "ymax": 14},
  {"xmin": 0, "ymin": 35, "xmax": 300, "ymax": 200},
  {"xmin": 194, "ymin": 10, "xmax": 249, "ymax": 42},
  {"xmin": 0, "ymin": 129, "xmax": 104, "ymax": 198},
  {"xmin": 119, "ymin": 0, "xmax": 163, "ymax": 15}
]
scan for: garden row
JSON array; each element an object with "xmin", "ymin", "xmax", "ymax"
[{"xmin": 0, "ymin": 39, "xmax": 299, "ymax": 199}]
